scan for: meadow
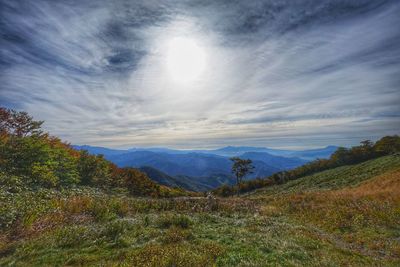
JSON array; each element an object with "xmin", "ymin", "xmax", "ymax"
[{"xmin": 1, "ymin": 155, "xmax": 399, "ymax": 266}]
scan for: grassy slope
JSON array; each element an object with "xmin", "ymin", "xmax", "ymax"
[
  {"xmin": 249, "ymin": 155, "xmax": 400, "ymax": 263},
  {"xmin": 249, "ymin": 155, "xmax": 400, "ymax": 196},
  {"xmin": 1, "ymin": 155, "xmax": 400, "ymax": 266}
]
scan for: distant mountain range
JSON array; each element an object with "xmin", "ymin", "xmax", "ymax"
[
  {"xmin": 73, "ymin": 145, "xmax": 338, "ymax": 160},
  {"xmin": 204, "ymin": 146, "xmax": 339, "ymax": 160},
  {"xmin": 73, "ymin": 145, "xmax": 338, "ymax": 191}
]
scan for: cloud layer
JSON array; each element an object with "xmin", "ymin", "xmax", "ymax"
[{"xmin": 1, "ymin": 0, "xmax": 399, "ymax": 149}]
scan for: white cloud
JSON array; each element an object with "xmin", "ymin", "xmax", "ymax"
[{"xmin": 1, "ymin": 0, "xmax": 399, "ymax": 149}]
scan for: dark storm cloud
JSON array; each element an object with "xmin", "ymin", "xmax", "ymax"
[{"xmin": 0, "ymin": 0, "xmax": 399, "ymax": 148}]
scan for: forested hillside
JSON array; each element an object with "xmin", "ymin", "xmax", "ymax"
[{"xmin": 0, "ymin": 107, "xmax": 187, "ymax": 197}]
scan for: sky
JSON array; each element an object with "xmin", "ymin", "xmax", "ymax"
[{"xmin": 1, "ymin": 0, "xmax": 399, "ymax": 149}]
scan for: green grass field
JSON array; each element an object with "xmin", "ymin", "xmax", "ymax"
[
  {"xmin": 1, "ymin": 155, "xmax": 400, "ymax": 266},
  {"xmin": 249, "ymin": 155, "xmax": 400, "ymax": 196}
]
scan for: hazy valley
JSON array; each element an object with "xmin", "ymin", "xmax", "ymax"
[{"xmin": 73, "ymin": 145, "xmax": 337, "ymax": 191}]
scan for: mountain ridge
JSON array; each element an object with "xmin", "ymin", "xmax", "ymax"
[
  {"xmin": 73, "ymin": 144, "xmax": 337, "ymax": 191},
  {"xmin": 72, "ymin": 145, "xmax": 338, "ymax": 160}
]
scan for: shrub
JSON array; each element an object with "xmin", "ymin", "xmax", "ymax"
[
  {"xmin": 31, "ymin": 162, "xmax": 58, "ymax": 188},
  {"xmin": 102, "ymin": 220, "xmax": 129, "ymax": 240},
  {"xmin": 77, "ymin": 151, "xmax": 111, "ymax": 186},
  {"xmin": 0, "ymin": 173, "xmax": 25, "ymax": 193},
  {"xmin": 143, "ymin": 215, "xmax": 150, "ymax": 227},
  {"xmin": 55, "ymin": 226, "xmax": 93, "ymax": 248},
  {"xmin": 156, "ymin": 214, "xmax": 192, "ymax": 229},
  {"xmin": 128, "ymin": 242, "xmax": 224, "ymax": 266},
  {"xmin": 161, "ymin": 226, "xmax": 192, "ymax": 244},
  {"xmin": 58, "ymin": 196, "xmax": 93, "ymax": 214},
  {"xmin": 100, "ymin": 220, "xmax": 135, "ymax": 248},
  {"xmin": 89, "ymin": 200, "xmax": 117, "ymax": 222},
  {"xmin": 108, "ymin": 198, "xmax": 130, "ymax": 217},
  {"xmin": 0, "ymin": 203, "xmax": 18, "ymax": 230}
]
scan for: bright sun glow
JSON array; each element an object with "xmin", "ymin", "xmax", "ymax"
[{"xmin": 166, "ymin": 37, "xmax": 206, "ymax": 83}]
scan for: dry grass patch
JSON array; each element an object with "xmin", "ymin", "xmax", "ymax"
[
  {"xmin": 126, "ymin": 241, "xmax": 224, "ymax": 267},
  {"xmin": 263, "ymin": 169, "xmax": 400, "ymax": 259}
]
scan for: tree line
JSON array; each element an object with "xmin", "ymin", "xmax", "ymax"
[
  {"xmin": 0, "ymin": 107, "xmax": 187, "ymax": 197},
  {"xmin": 214, "ymin": 135, "xmax": 400, "ymax": 197}
]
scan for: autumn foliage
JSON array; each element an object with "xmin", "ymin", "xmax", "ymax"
[{"xmin": 0, "ymin": 107, "xmax": 185, "ymax": 197}]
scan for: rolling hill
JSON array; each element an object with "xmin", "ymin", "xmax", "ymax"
[
  {"xmin": 239, "ymin": 152, "xmax": 306, "ymax": 170},
  {"xmin": 245, "ymin": 155, "xmax": 400, "ymax": 263},
  {"xmin": 139, "ymin": 166, "xmax": 234, "ymax": 192},
  {"xmin": 248, "ymin": 154, "xmax": 400, "ymax": 197},
  {"xmin": 72, "ymin": 145, "xmax": 338, "ymax": 161},
  {"xmin": 73, "ymin": 145, "xmax": 331, "ymax": 190},
  {"xmin": 196, "ymin": 145, "xmax": 338, "ymax": 160},
  {"xmin": 108, "ymin": 151, "xmax": 281, "ymax": 189},
  {"xmin": 139, "ymin": 166, "xmax": 217, "ymax": 192},
  {"xmin": 3, "ymin": 155, "xmax": 399, "ymax": 266}
]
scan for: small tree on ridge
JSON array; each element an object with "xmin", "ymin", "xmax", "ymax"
[{"xmin": 230, "ymin": 157, "xmax": 254, "ymax": 195}]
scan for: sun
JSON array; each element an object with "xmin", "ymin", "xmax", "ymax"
[{"xmin": 166, "ymin": 37, "xmax": 206, "ymax": 83}]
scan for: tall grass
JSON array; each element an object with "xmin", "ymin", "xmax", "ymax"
[{"xmin": 262, "ymin": 169, "xmax": 400, "ymax": 258}]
